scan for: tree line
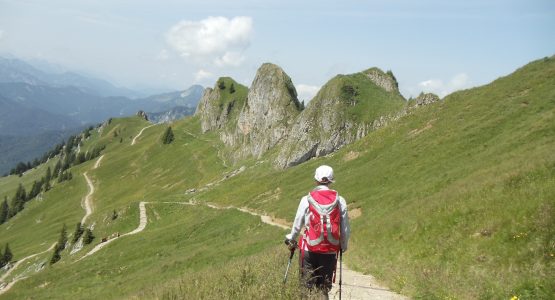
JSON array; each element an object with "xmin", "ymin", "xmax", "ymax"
[
  {"xmin": 50, "ymin": 223, "xmax": 94, "ymax": 265},
  {"xmin": 6, "ymin": 125, "xmax": 98, "ymax": 177},
  {"xmin": 1, "ymin": 128, "xmax": 106, "ymax": 225}
]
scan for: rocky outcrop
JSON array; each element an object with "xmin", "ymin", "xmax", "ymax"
[
  {"xmin": 195, "ymin": 87, "xmax": 225, "ymax": 132},
  {"xmin": 194, "ymin": 63, "xmax": 440, "ymax": 169},
  {"xmin": 411, "ymin": 92, "xmax": 440, "ymax": 107},
  {"xmin": 136, "ymin": 110, "xmax": 148, "ymax": 121},
  {"xmin": 195, "ymin": 77, "xmax": 247, "ymax": 133},
  {"xmin": 363, "ymin": 68, "xmax": 399, "ymax": 93},
  {"xmin": 227, "ymin": 63, "xmax": 302, "ymax": 159},
  {"xmin": 275, "ymin": 69, "xmax": 406, "ymax": 168}
]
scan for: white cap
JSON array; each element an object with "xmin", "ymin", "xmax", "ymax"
[{"xmin": 314, "ymin": 165, "xmax": 334, "ymax": 183}]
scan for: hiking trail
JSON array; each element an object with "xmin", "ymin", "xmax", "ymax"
[
  {"xmin": 131, "ymin": 124, "xmax": 156, "ymax": 145},
  {"xmin": 0, "ymin": 242, "xmax": 57, "ymax": 295},
  {"xmin": 79, "ymin": 196, "xmax": 407, "ymax": 299},
  {"xmin": 81, "ymin": 155, "xmax": 103, "ymax": 225}
]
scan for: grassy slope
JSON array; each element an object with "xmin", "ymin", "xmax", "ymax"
[
  {"xmin": 179, "ymin": 57, "xmax": 555, "ymax": 299},
  {"xmin": 0, "ymin": 57, "xmax": 553, "ymax": 299}
]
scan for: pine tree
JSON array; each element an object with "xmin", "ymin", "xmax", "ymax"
[
  {"xmin": 161, "ymin": 126, "xmax": 175, "ymax": 144},
  {"xmin": 15, "ymin": 183, "xmax": 27, "ymax": 202},
  {"xmin": 3, "ymin": 244, "xmax": 12, "ymax": 264},
  {"xmin": 83, "ymin": 228, "xmax": 95, "ymax": 245},
  {"xmin": 229, "ymin": 83, "xmax": 236, "ymax": 93},
  {"xmin": 0, "ymin": 198, "xmax": 8, "ymax": 224},
  {"xmin": 111, "ymin": 210, "xmax": 118, "ymax": 220},
  {"xmin": 44, "ymin": 180, "xmax": 51, "ymax": 192},
  {"xmin": 72, "ymin": 222, "xmax": 84, "ymax": 243},
  {"xmin": 9, "ymin": 184, "xmax": 26, "ymax": 216},
  {"xmin": 54, "ymin": 159, "xmax": 62, "ymax": 177},
  {"xmin": 45, "ymin": 166, "xmax": 52, "ymax": 183},
  {"xmin": 75, "ymin": 152, "xmax": 86, "ymax": 165},
  {"xmin": 57, "ymin": 224, "xmax": 68, "ymax": 251},
  {"xmin": 49, "ymin": 249, "xmax": 61, "ymax": 265},
  {"xmin": 218, "ymin": 79, "xmax": 226, "ymax": 90}
]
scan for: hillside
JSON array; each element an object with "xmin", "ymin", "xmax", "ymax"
[
  {"xmin": 0, "ymin": 58, "xmax": 204, "ymax": 174},
  {"xmin": 0, "ymin": 57, "xmax": 554, "ymax": 299}
]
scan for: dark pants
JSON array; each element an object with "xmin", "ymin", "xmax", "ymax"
[{"xmin": 300, "ymin": 250, "xmax": 337, "ymax": 295}]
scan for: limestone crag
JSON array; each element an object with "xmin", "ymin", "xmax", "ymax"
[
  {"xmin": 194, "ymin": 63, "xmax": 440, "ymax": 169},
  {"xmin": 275, "ymin": 68, "xmax": 406, "ymax": 168},
  {"xmin": 372, "ymin": 92, "xmax": 441, "ymax": 130},
  {"xmin": 136, "ymin": 110, "xmax": 148, "ymax": 121},
  {"xmin": 412, "ymin": 92, "xmax": 441, "ymax": 107},
  {"xmin": 364, "ymin": 68, "xmax": 399, "ymax": 93},
  {"xmin": 232, "ymin": 63, "xmax": 302, "ymax": 159},
  {"xmin": 195, "ymin": 87, "xmax": 227, "ymax": 132},
  {"xmin": 195, "ymin": 77, "xmax": 247, "ymax": 133},
  {"xmin": 275, "ymin": 86, "xmax": 368, "ymax": 168}
]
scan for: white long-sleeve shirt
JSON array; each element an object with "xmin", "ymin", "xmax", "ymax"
[{"xmin": 286, "ymin": 185, "xmax": 350, "ymax": 252}]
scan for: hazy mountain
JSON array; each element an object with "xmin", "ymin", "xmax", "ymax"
[
  {"xmin": 0, "ymin": 57, "xmax": 141, "ymax": 98},
  {"xmin": 0, "ymin": 56, "xmax": 203, "ymax": 173},
  {"xmin": 0, "ymin": 94, "xmax": 80, "ymax": 135},
  {"xmin": 139, "ymin": 85, "xmax": 204, "ymax": 112},
  {"xmin": 146, "ymin": 106, "xmax": 197, "ymax": 123}
]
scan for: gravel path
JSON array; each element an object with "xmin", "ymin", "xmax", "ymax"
[
  {"xmin": 0, "ymin": 242, "xmax": 57, "ymax": 295},
  {"xmin": 131, "ymin": 124, "xmax": 156, "ymax": 145},
  {"xmin": 81, "ymin": 155, "xmax": 104, "ymax": 225},
  {"xmin": 79, "ymin": 198, "xmax": 408, "ymax": 299}
]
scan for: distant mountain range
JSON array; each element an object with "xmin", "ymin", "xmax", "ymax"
[{"xmin": 0, "ymin": 56, "xmax": 204, "ymax": 174}]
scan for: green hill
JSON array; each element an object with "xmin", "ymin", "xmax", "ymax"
[{"xmin": 0, "ymin": 57, "xmax": 554, "ymax": 299}]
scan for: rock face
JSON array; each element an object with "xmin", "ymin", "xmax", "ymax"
[
  {"xmin": 195, "ymin": 77, "xmax": 247, "ymax": 133},
  {"xmin": 230, "ymin": 63, "xmax": 302, "ymax": 159},
  {"xmin": 194, "ymin": 63, "xmax": 440, "ymax": 169},
  {"xmin": 196, "ymin": 87, "xmax": 226, "ymax": 132},
  {"xmin": 136, "ymin": 110, "xmax": 148, "ymax": 121},
  {"xmin": 364, "ymin": 68, "xmax": 399, "ymax": 93},
  {"xmin": 412, "ymin": 92, "xmax": 440, "ymax": 107},
  {"xmin": 275, "ymin": 68, "xmax": 405, "ymax": 168}
]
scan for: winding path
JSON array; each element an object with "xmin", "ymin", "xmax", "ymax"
[
  {"xmin": 81, "ymin": 155, "xmax": 104, "ymax": 225},
  {"xmin": 0, "ymin": 242, "xmax": 57, "ymax": 295},
  {"xmin": 78, "ymin": 197, "xmax": 408, "ymax": 299},
  {"xmin": 0, "ymin": 155, "xmax": 107, "ymax": 295},
  {"xmin": 131, "ymin": 124, "xmax": 156, "ymax": 145}
]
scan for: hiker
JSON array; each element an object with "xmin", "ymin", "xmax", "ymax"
[{"xmin": 285, "ymin": 165, "xmax": 350, "ymax": 299}]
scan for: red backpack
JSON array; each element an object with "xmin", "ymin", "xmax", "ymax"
[{"xmin": 303, "ymin": 190, "xmax": 341, "ymax": 253}]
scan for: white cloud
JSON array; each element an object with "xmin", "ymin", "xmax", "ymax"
[
  {"xmin": 0, "ymin": 30, "xmax": 4, "ymax": 40},
  {"xmin": 166, "ymin": 16, "xmax": 253, "ymax": 67},
  {"xmin": 296, "ymin": 84, "xmax": 321, "ymax": 102},
  {"xmin": 194, "ymin": 69, "xmax": 214, "ymax": 83},
  {"xmin": 417, "ymin": 73, "xmax": 470, "ymax": 97}
]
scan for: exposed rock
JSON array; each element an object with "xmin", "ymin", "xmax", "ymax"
[
  {"xmin": 194, "ymin": 63, "xmax": 440, "ymax": 169},
  {"xmin": 363, "ymin": 68, "xmax": 399, "ymax": 93},
  {"xmin": 275, "ymin": 68, "xmax": 405, "ymax": 168},
  {"xmin": 195, "ymin": 77, "xmax": 247, "ymax": 133},
  {"xmin": 136, "ymin": 110, "xmax": 148, "ymax": 121},
  {"xmin": 229, "ymin": 63, "xmax": 302, "ymax": 159},
  {"xmin": 412, "ymin": 92, "xmax": 440, "ymax": 107}
]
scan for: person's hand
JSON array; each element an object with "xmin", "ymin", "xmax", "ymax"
[{"xmin": 284, "ymin": 238, "xmax": 297, "ymax": 251}]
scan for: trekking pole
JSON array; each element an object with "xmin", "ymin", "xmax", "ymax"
[
  {"xmin": 339, "ymin": 248, "xmax": 343, "ymax": 300},
  {"xmin": 283, "ymin": 248, "xmax": 295, "ymax": 284},
  {"xmin": 283, "ymin": 240, "xmax": 297, "ymax": 284}
]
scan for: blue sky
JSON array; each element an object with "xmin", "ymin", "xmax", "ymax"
[{"xmin": 0, "ymin": 0, "xmax": 553, "ymax": 99}]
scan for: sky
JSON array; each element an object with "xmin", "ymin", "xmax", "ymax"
[{"xmin": 0, "ymin": 0, "xmax": 553, "ymax": 100}]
